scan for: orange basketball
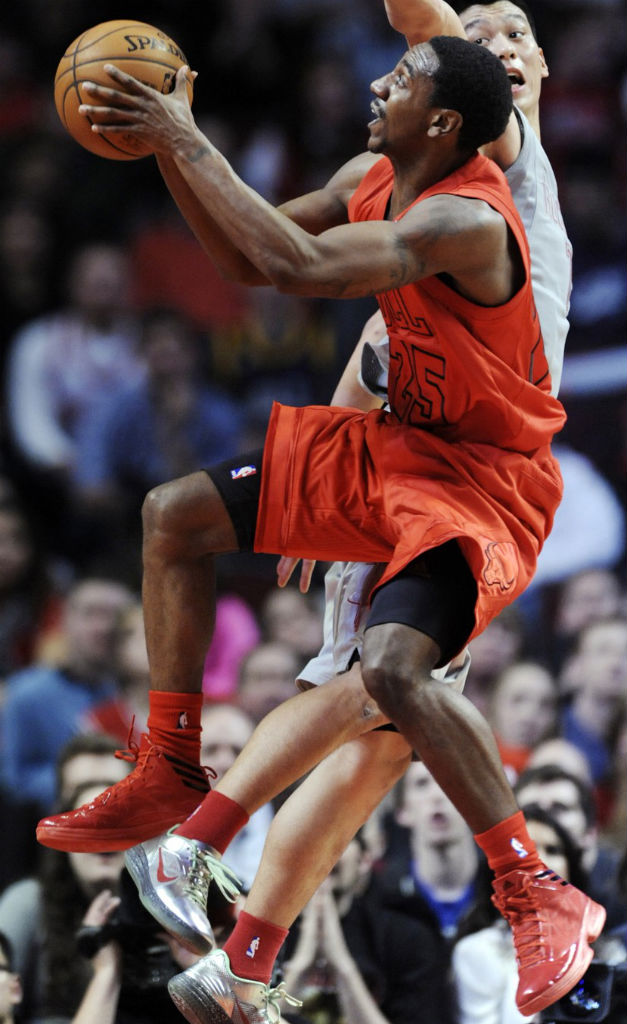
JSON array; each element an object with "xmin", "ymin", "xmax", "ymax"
[{"xmin": 54, "ymin": 20, "xmax": 193, "ymax": 161}]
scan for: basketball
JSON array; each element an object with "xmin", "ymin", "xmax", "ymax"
[{"xmin": 54, "ymin": 20, "xmax": 193, "ymax": 161}]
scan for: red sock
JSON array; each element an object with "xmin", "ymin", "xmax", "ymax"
[
  {"xmin": 475, "ymin": 810, "xmax": 544, "ymax": 877},
  {"xmin": 223, "ymin": 911, "xmax": 288, "ymax": 984},
  {"xmin": 147, "ymin": 690, "xmax": 203, "ymax": 762},
  {"xmin": 176, "ymin": 790, "xmax": 249, "ymax": 850}
]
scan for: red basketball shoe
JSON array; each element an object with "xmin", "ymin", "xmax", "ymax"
[
  {"xmin": 492, "ymin": 866, "xmax": 606, "ymax": 1017},
  {"xmin": 36, "ymin": 733, "xmax": 214, "ymax": 852}
]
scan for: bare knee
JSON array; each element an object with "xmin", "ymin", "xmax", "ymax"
[
  {"xmin": 142, "ymin": 479, "xmax": 181, "ymax": 539},
  {"xmin": 142, "ymin": 471, "xmax": 238, "ymax": 560},
  {"xmin": 360, "ymin": 623, "xmax": 440, "ymax": 720}
]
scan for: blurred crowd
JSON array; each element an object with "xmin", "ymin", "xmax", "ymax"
[{"xmin": 0, "ymin": 0, "xmax": 625, "ymax": 1022}]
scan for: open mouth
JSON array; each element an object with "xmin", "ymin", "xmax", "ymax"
[
  {"xmin": 369, "ymin": 98, "xmax": 385, "ymax": 123},
  {"xmin": 507, "ymin": 70, "xmax": 525, "ymax": 89}
]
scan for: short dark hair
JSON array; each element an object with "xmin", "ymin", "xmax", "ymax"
[
  {"xmin": 55, "ymin": 732, "xmax": 122, "ymax": 795},
  {"xmin": 428, "ymin": 35, "xmax": 512, "ymax": 152},
  {"xmin": 453, "ymin": 0, "xmax": 539, "ymax": 41},
  {"xmin": 514, "ymin": 764, "xmax": 596, "ymax": 829}
]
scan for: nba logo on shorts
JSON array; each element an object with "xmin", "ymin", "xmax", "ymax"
[{"xmin": 231, "ymin": 465, "xmax": 257, "ymax": 480}]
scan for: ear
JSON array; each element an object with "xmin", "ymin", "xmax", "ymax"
[
  {"xmin": 538, "ymin": 47, "xmax": 549, "ymax": 79},
  {"xmin": 427, "ymin": 108, "xmax": 463, "ymax": 139}
]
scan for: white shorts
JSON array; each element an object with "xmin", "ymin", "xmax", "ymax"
[{"xmin": 297, "ymin": 560, "xmax": 471, "ymax": 691}]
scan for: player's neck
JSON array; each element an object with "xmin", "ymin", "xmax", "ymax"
[{"xmin": 388, "ymin": 149, "xmax": 472, "ymax": 218}]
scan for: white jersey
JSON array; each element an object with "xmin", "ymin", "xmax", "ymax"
[
  {"xmin": 298, "ymin": 110, "xmax": 571, "ymax": 690},
  {"xmin": 505, "ymin": 108, "xmax": 571, "ymax": 395}
]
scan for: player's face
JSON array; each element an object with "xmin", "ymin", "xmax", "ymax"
[
  {"xmin": 368, "ymin": 45, "xmax": 438, "ymax": 155},
  {"xmin": 460, "ymin": 2, "xmax": 548, "ymax": 118}
]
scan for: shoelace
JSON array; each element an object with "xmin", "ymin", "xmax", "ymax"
[
  {"xmin": 175, "ymin": 835, "xmax": 242, "ymax": 908},
  {"xmin": 113, "ymin": 721, "xmax": 216, "ymax": 785},
  {"xmin": 492, "ymin": 878, "xmax": 545, "ymax": 969},
  {"xmin": 262, "ymin": 982, "xmax": 303, "ymax": 1023}
]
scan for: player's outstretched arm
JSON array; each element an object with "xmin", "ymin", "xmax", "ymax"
[
  {"xmin": 79, "ymin": 65, "xmax": 374, "ymax": 287},
  {"xmin": 155, "ymin": 152, "xmax": 370, "ymax": 288},
  {"xmin": 79, "ymin": 67, "xmax": 509, "ymax": 300},
  {"xmin": 156, "ymin": 153, "xmax": 269, "ymax": 285},
  {"xmin": 383, "ymin": 0, "xmax": 466, "ymax": 45}
]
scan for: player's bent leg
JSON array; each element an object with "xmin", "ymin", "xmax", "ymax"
[
  {"xmin": 166, "ymin": 731, "xmax": 411, "ymax": 1022},
  {"xmin": 360, "ymin": 623, "xmax": 606, "ymax": 1016},
  {"xmin": 37, "ymin": 471, "xmax": 240, "ymax": 854},
  {"xmin": 130, "ymin": 729, "xmax": 409, "ymax": 955},
  {"xmin": 243, "ymin": 728, "xmax": 411, "ymax": 927},
  {"xmin": 360, "ymin": 620, "xmax": 517, "ymax": 833},
  {"xmin": 141, "ymin": 470, "xmax": 239, "ymax": 694},
  {"xmin": 124, "ymin": 668, "xmax": 396, "ymax": 948},
  {"xmin": 214, "ymin": 661, "xmax": 389, "ymax": 813}
]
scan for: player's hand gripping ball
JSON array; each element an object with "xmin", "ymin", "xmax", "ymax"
[{"xmin": 54, "ymin": 20, "xmax": 193, "ymax": 160}]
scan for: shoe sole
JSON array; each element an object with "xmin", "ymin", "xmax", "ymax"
[
  {"xmin": 36, "ymin": 819, "xmax": 180, "ymax": 853},
  {"xmin": 517, "ymin": 899, "xmax": 607, "ymax": 1017},
  {"xmin": 168, "ymin": 974, "xmax": 232, "ymax": 1024},
  {"xmin": 125, "ymin": 844, "xmax": 214, "ymax": 957}
]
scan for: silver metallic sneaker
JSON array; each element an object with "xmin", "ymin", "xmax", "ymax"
[
  {"xmin": 124, "ymin": 831, "xmax": 242, "ymax": 955},
  {"xmin": 168, "ymin": 949, "xmax": 302, "ymax": 1024}
]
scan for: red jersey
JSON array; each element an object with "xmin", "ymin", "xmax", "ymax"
[
  {"xmin": 348, "ymin": 153, "xmax": 565, "ymax": 451},
  {"xmin": 255, "ymin": 154, "xmax": 566, "ymax": 645}
]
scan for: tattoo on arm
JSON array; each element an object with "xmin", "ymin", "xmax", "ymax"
[
  {"xmin": 187, "ymin": 144, "xmax": 211, "ymax": 163},
  {"xmin": 390, "ymin": 235, "xmax": 421, "ymax": 287}
]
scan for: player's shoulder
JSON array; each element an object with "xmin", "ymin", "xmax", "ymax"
[
  {"xmin": 409, "ymin": 191, "xmax": 506, "ymax": 236},
  {"xmin": 324, "ymin": 152, "xmax": 385, "ymax": 202}
]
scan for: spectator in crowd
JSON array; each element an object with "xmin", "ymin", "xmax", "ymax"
[
  {"xmin": 73, "ymin": 307, "xmax": 243, "ymax": 557},
  {"xmin": 0, "ymin": 577, "xmax": 134, "ymax": 811},
  {"xmin": 526, "ymin": 737, "xmax": 593, "ymax": 784},
  {"xmin": 236, "ymin": 641, "xmax": 302, "ymax": 724},
  {"xmin": 281, "ymin": 824, "xmax": 456, "ymax": 1024},
  {"xmin": 4, "ymin": 241, "xmax": 144, "ymax": 563},
  {"xmin": 599, "ymin": 714, "xmax": 627, "ymax": 854},
  {"xmin": 260, "ymin": 584, "xmax": 324, "ymax": 664},
  {"xmin": 514, "ymin": 765, "xmax": 623, "ymax": 930},
  {"xmin": 0, "ymin": 781, "xmax": 188, "ymax": 1024},
  {"xmin": 452, "ymin": 804, "xmax": 588, "ymax": 1024},
  {"xmin": 0, "ymin": 930, "xmax": 22, "ymax": 1024},
  {"xmin": 200, "ymin": 702, "xmax": 273, "ymax": 891},
  {"xmin": 463, "ymin": 606, "xmax": 527, "ymax": 717},
  {"xmin": 0, "ymin": 781, "xmax": 126, "ymax": 1022},
  {"xmin": 5, "ymin": 241, "xmax": 143, "ymax": 479},
  {"xmin": 0, "ymin": 198, "xmax": 58, "ymax": 363},
  {"xmin": 487, "ymin": 661, "xmax": 558, "ymax": 783},
  {"xmin": 558, "ymin": 616, "xmax": 627, "ymax": 786},
  {"xmin": 381, "ymin": 762, "xmax": 480, "ymax": 943},
  {"xmin": 552, "ymin": 568, "xmax": 624, "ymax": 671},
  {"xmin": 0, "ymin": 496, "xmax": 63, "ymax": 679}
]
